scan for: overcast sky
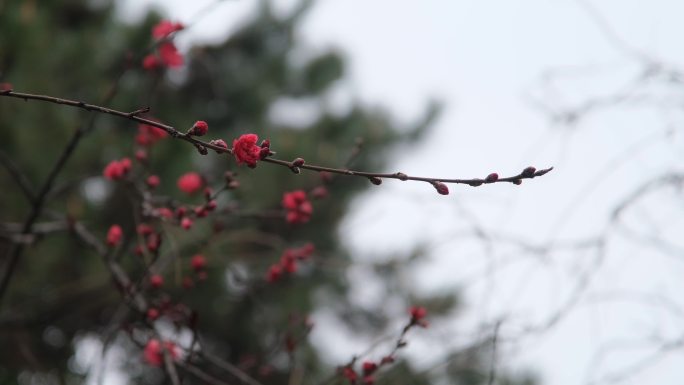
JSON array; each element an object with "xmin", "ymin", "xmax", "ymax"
[{"xmin": 114, "ymin": 1, "xmax": 684, "ymax": 384}]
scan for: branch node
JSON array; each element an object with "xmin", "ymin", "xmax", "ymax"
[
  {"xmin": 128, "ymin": 106, "xmax": 151, "ymax": 117},
  {"xmin": 395, "ymin": 172, "xmax": 408, "ymax": 181}
]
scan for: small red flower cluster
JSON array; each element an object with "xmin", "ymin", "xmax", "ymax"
[
  {"xmin": 103, "ymin": 158, "xmax": 132, "ymax": 180},
  {"xmin": 106, "ymin": 225, "xmax": 122, "ymax": 247},
  {"xmin": 147, "ymin": 180, "xmax": 218, "ymax": 233},
  {"xmin": 282, "ymin": 190, "xmax": 313, "ymax": 224},
  {"xmin": 265, "ymin": 243, "xmax": 315, "ymax": 283},
  {"xmin": 134, "ymin": 223, "xmax": 163, "ymax": 256},
  {"xmin": 143, "ymin": 339, "xmax": 180, "ymax": 367},
  {"xmin": 142, "ymin": 20, "xmax": 185, "ymax": 70},
  {"xmin": 177, "ymin": 172, "xmax": 204, "ymax": 195},
  {"xmin": 341, "ymin": 355, "xmax": 397, "ymax": 385}
]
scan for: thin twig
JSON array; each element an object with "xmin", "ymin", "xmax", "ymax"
[
  {"xmin": 0, "ymin": 123, "xmax": 86, "ymax": 307},
  {"xmin": 0, "ymin": 150, "xmax": 36, "ymax": 204}
]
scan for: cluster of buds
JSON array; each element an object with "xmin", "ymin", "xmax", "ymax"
[
  {"xmin": 134, "ymin": 223, "xmax": 163, "ymax": 256},
  {"xmin": 103, "ymin": 158, "xmax": 132, "ymax": 180},
  {"xmin": 339, "ymin": 306, "xmax": 428, "ymax": 384},
  {"xmin": 282, "ymin": 190, "xmax": 313, "ymax": 224},
  {"xmin": 265, "ymin": 243, "xmax": 315, "ymax": 283}
]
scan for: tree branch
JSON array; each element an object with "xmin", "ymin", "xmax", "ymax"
[{"xmin": 0, "ymin": 90, "xmax": 553, "ymax": 189}]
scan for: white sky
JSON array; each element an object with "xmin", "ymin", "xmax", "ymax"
[{"xmin": 115, "ymin": 1, "xmax": 684, "ymax": 384}]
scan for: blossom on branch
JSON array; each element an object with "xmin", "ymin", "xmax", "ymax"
[
  {"xmin": 136, "ymin": 122, "xmax": 168, "ymax": 146},
  {"xmin": 188, "ymin": 120, "xmax": 208, "ymax": 136},
  {"xmin": 191, "ymin": 254, "xmax": 207, "ymax": 271},
  {"xmin": 143, "ymin": 339, "xmax": 180, "ymax": 366},
  {"xmin": 103, "ymin": 158, "xmax": 131, "ymax": 180},
  {"xmin": 106, "ymin": 225, "xmax": 122, "ymax": 247},
  {"xmin": 232, "ymin": 134, "xmax": 262, "ymax": 167},
  {"xmin": 282, "ymin": 190, "xmax": 312, "ymax": 224},
  {"xmin": 158, "ymin": 42, "xmax": 183, "ymax": 68},
  {"xmin": 177, "ymin": 172, "xmax": 203, "ymax": 195},
  {"xmin": 409, "ymin": 306, "xmax": 429, "ymax": 328},
  {"xmin": 152, "ymin": 20, "xmax": 184, "ymax": 39},
  {"xmin": 142, "ymin": 55, "xmax": 161, "ymax": 71}
]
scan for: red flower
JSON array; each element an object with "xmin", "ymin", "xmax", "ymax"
[
  {"xmin": 409, "ymin": 306, "xmax": 429, "ymax": 327},
  {"xmin": 159, "ymin": 42, "xmax": 183, "ymax": 68},
  {"xmin": 136, "ymin": 122, "xmax": 168, "ymax": 146},
  {"xmin": 142, "ymin": 54, "xmax": 161, "ymax": 70},
  {"xmin": 188, "ymin": 121, "xmax": 208, "ymax": 136},
  {"xmin": 362, "ymin": 361, "xmax": 377, "ymax": 375},
  {"xmin": 155, "ymin": 207, "xmax": 173, "ymax": 219},
  {"xmin": 289, "ymin": 243, "xmax": 315, "ymax": 260},
  {"xmin": 137, "ymin": 224, "xmax": 154, "ymax": 236},
  {"xmin": 106, "ymin": 225, "xmax": 122, "ymax": 247},
  {"xmin": 282, "ymin": 190, "xmax": 313, "ymax": 224},
  {"xmin": 135, "ymin": 149, "xmax": 148, "ymax": 162},
  {"xmin": 177, "ymin": 172, "xmax": 203, "ymax": 195},
  {"xmin": 180, "ymin": 217, "xmax": 193, "ymax": 230},
  {"xmin": 143, "ymin": 339, "xmax": 180, "ymax": 366},
  {"xmin": 103, "ymin": 158, "xmax": 132, "ymax": 180},
  {"xmin": 191, "ymin": 254, "xmax": 206, "ymax": 271},
  {"xmin": 146, "ymin": 175, "xmax": 160, "ymax": 188},
  {"xmin": 232, "ymin": 134, "xmax": 261, "ymax": 168},
  {"xmin": 342, "ymin": 367, "xmax": 358, "ymax": 383},
  {"xmin": 281, "ymin": 253, "xmax": 297, "ymax": 274},
  {"xmin": 147, "ymin": 308, "xmax": 160, "ymax": 321},
  {"xmin": 146, "ymin": 233, "xmax": 162, "ymax": 253},
  {"xmin": 150, "ymin": 274, "xmax": 164, "ymax": 289},
  {"xmin": 152, "ymin": 20, "xmax": 184, "ymax": 39},
  {"xmin": 266, "ymin": 264, "xmax": 282, "ymax": 283}
]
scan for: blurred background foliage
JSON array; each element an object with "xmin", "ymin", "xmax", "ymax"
[{"xmin": 0, "ymin": 0, "xmax": 534, "ymax": 384}]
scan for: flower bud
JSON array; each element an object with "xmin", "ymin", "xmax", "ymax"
[
  {"xmin": 432, "ymin": 181, "xmax": 449, "ymax": 195},
  {"xmin": 521, "ymin": 166, "xmax": 536, "ymax": 178},
  {"xmin": 188, "ymin": 120, "xmax": 208, "ymax": 136},
  {"xmin": 150, "ymin": 274, "xmax": 164, "ymax": 289},
  {"xmin": 485, "ymin": 173, "xmax": 499, "ymax": 183}
]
